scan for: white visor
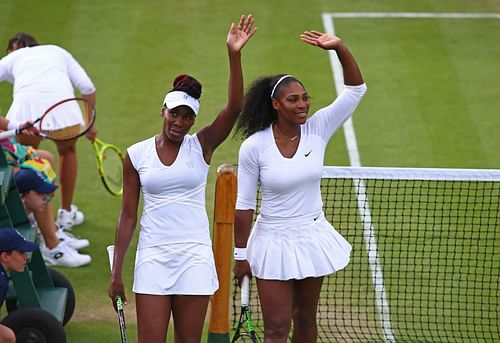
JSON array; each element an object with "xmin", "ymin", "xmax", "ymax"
[{"xmin": 163, "ymin": 91, "xmax": 200, "ymax": 115}]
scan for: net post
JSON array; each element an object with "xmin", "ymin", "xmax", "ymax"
[{"xmin": 207, "ymin": 164, "xmax": 237, "ymax": 343}]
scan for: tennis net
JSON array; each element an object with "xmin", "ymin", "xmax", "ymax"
[{"xmin": 231, "ymin": 166, "xmax": 500, "ymax": 342}]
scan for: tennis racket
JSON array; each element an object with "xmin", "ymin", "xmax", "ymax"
[
  {"xmin": 0, "ymin": 97, "xmax": 95, "ymax": 141},
  {"xmin": 93, "ymin": 138, "xmax": 124, "ymax": 196},
  {"xmin": 232, "ymin": 276, "xmax": 259, "ymax": 342},
  {"xmin": 107, "ymin": 245, "xmax": 129, "ymax": 343}
]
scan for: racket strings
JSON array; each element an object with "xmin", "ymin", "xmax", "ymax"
[
  {"xmin": 101, "ymin": 145, "xmax": 124, "ymax": 195},
  {"xmin": 41, "ymin": 124, "xmax": 83, "ymax": 140},
  {"xmin": 39, "ymin": 98, "xmax": 95, "ymax": 140},
  {"xmin": 234, "ymin": 335, "xmax": 257, "ymax": 342}
]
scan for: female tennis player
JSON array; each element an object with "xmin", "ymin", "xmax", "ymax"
[
  {"xmin": 108, "ymin": 15, "xmax": 257, "ymax": 343},
  {"xmin": 233, "ymin": 31, "xmax": 367, "ymax": 342},
  {"xmin": 0, "ymin": 32, "xmax": 97, "ymax": 230}
]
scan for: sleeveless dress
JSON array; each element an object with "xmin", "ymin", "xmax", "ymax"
[{"xmin": 128, "ymin": 134, "xmax": 218, "ymax": 295}]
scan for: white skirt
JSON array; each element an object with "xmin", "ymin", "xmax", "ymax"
[
  {"xmin": 7, "ymin": 96, "xmax": 83, "ymax": 129},
  {"xmin": 133, "ymin": 243, "xmax": 219, "ymax": 295},
  {"xmin": 247, "ymin": 213, "xmax": 351, "ymax": 280}
]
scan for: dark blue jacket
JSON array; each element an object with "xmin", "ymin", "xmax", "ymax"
[{"xmin": 0, "ymin": 264, "xmax": 8, "ymax": 308}]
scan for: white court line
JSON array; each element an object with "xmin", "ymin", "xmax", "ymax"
[
  {"xmin": 322, "ymin": 12, "xmax": 396, "ymax": 342},
  {"xmin": 326, "ymin": 12, "xmax": 500, "ymax": 19},
  {"xmin": 322, "ymin": 11, "xmax": 498, "ymax": 343}
]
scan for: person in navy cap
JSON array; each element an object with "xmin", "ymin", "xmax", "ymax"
[
  {"xmin": 14, "ymin": 168, "xmax": 58, "ymax": 196},
  {"xmin": 0, "ymin": 228, "xmax": 38, "ymax": 343},
  {"xmin": 14, "ymin": 168, "xmax": 91, "ymax": 267}
]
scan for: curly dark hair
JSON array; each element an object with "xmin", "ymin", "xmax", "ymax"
[
  {"xmin": 234, "ymin": 74, "xmax": 302, "ymax": 139},
  {"xmin": 171, "ymin": 74, "xmax": 202, "ymax": 99},
  {"xmin": 6, "ymin": 32, "xmax": 39, "ymax": 53}
]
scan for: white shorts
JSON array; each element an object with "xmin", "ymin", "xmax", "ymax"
[
  {"xmin": 133, "ymin": 243, "xmax": 219, "ymax": 295},
  {"xmin": 247, "ymin": 213, "xmax": 352, "ymax": 280}
]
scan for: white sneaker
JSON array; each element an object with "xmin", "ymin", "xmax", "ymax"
[
  {"xmin": 57, "ymin": 204, "xmax": 85, "ymax": 230},
  {"xmin": 56, "ymin": 229, "xmax": 89, "ymax": 250},
  {"xmin": 41, "ymin": 241, "xmax": 91, "ymax": 268}
]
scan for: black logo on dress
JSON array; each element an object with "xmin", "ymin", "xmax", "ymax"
[
  {"xmin": 313, "ymin": 215, "xmax": 320, "ymax": 221},
  {"xmin": 305, "ymin": 150, "xmax": 312, "ymax": 157}
]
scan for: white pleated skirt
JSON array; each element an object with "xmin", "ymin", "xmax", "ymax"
[
  {"xmin": 133, "ymin": 243, "xmax": 219, "ymax": 295},
  {"xmin": 7, "ymin": 96, "xmax": 83, "ymax": 129},
  {"xmin": 247, "ymin": 213, "xmax": 351, "ymax": 280}
]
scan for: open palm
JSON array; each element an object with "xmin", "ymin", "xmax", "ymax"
[
  {"xmin": 227, "ymin": 14, "xmax": 257, "ymax": 53},
  {"xmin": 300, "ymin": 30, "xmax": 342, "ymax": 50}
]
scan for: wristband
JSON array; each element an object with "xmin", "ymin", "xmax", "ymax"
[
  {"xmin": 7, "ymin": 120, "xmax": 21, "ymax": 131},
  {"xmin": 234, "ymin": 247, "xmax": 247, "ymax": 261}
]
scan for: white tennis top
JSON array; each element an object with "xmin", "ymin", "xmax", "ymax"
[
  {"xmin": 128, "ymin": 134, "xmax": 212, "ymax": 249},
  {"xmin": 0, "ymin": 45, "xmax": 95, "ymax": 123},
  {"xmin": 236, "ymin": 83, "xmax": 367, "ymax": 218}
]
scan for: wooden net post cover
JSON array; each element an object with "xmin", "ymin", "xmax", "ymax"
[{"xmin": 208, "ymin": 164, "xmax": 237, "ymax": 342}]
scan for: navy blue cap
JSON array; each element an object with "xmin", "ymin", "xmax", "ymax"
[
  {"xmin": 14, "ymin": 168, "xmax": 58, "ymax": 194},
  {"xmin": 0, "ymin": 228, "xmax": 38, "ymax": 253}
]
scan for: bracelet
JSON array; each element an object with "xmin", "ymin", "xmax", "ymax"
[
  {"xmin": 234, "ymin": 247, "xmax": 247, "ymax": 261},
  {"xmin": 7, "ymin": 120, "xmax": 21, "ymax": 131}
]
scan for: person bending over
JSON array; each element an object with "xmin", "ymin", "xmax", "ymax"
[{"xmin": 0, "ymin": 32, "xmax": 97, "ymax": 230}]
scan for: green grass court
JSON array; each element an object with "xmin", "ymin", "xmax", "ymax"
[{"xmin": 1, "ymin": 0, "xmax": 499, "ymax": 341}]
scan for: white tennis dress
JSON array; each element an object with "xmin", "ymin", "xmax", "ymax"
[
  {"xmin": 128, "ymin": 134, "xmax": 219, "ymax": 295},
  {"xmin": 0, "ymin": 45, "xmax": 95, "ymax": 128},
  {"xmin": 236, "ymin": 83, "xmax": 367, "ymax": 280}
]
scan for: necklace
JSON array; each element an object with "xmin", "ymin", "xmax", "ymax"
[{"xmin": 274, "ymin": 123, "xmax": 299, "ymax": 141}]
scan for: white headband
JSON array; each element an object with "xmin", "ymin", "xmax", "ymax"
[{"xmin": 270, "ymin": 75, "xmax": 293, "ymax": 99}]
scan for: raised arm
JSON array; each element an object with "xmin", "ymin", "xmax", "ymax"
[
  {"xmin": 197, "ymin": 15, "xmax": 257, "ymax": 162},
  {"xmin": 300, "ymin": 30, "xmax": 364, "ymax": 86}
]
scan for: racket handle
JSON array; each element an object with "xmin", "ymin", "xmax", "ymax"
[
  {"xmin": 241, "ymin": 275, "xmax": 250, "ymax": 306},
  {"xmin": 0, "ymin": 129, "xmax": 17, "ymax": 139},
  {"xmin": 116, "ymin": 295, "xmax": 125, "ymax": 311},
  {"xmin": 0, "ymin": 119, "xmax": 38, "ymax": 139}
]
